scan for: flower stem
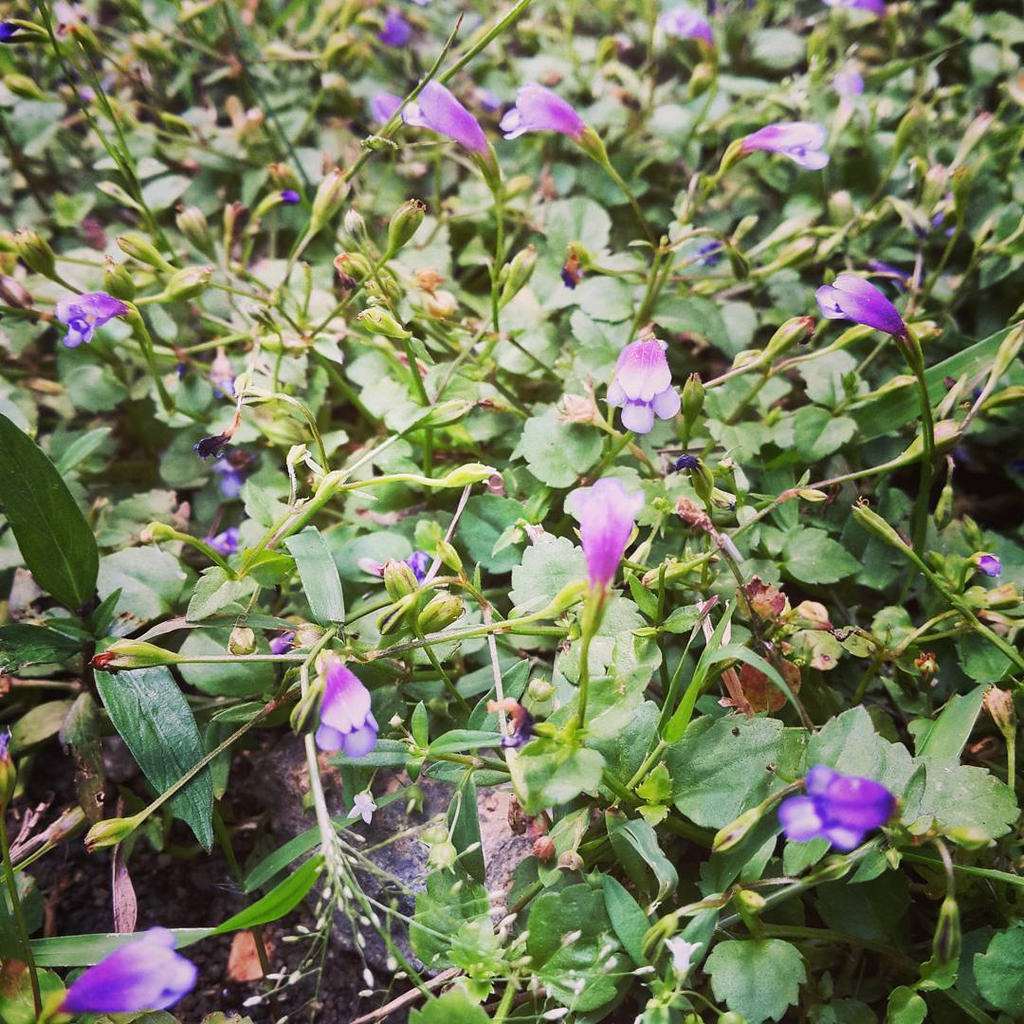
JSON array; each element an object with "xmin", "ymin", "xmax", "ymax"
[
  {"xmin": 903, "ymin": 327, "xmax": 935, "ymax": 557},
  {"xmin": 0, "ymin": 810, "xmax": 41, "ymax": 1015},
  {"xmin": 575, "ymin": 589, "xmax": 607, "ymax": 732}
]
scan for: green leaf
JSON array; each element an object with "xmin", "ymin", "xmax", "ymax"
[
  {"xmin": 705, "ymin": 939, "xmax": 806, "ymax": 1024},
  {"xmin": 10, "ymin": 700, "xmax": 74, "ymax": 753},
  {"xmin": 513, "ymin": 739, "xmax": 605, "ymax": 815},
  {"xmin": 973, "ymin": 923, "xmax": 1024, "ymax": 1014},
  {"xmin": 409, "ymin": 990, "xmax": 490, "ymax": 1024},
  {"xmin": 410, "ymin": 870, "xmax": 491, "ymax": 970},
  {"xmin": 456, "ymin": 494, "xmax": 526, "ymax": 573},
  {"xmin": 187, "ymin": 566, "xmax": 259, "ymax": 621},
  {"xmin": 284, "ymin": 527, "xmax": 345, "ymax": 624},
  {"xmin": 448, "ymin": 774, "xmax": 485, "ymax": 883},
  {"xmin": 509, "ymin": 534, "xmax": 586, "ymax": 613},
  {"xmin": 0, "ymin": 623, "xmax": 80, "ymax": 673},
  {"xmin": 783, "ymin": 528, "xmax": 861, "ymax": 584},
  {"xmin": 915, "ymin": 758, "xmax": 1018, "ymax": 842},
  {"xmin": 885, "ymin": 986, "xmax": 927, "ymax": 1024},
  {"xmin": 212, "ymin": 855, "xmax": 324, "ymax": 934},
  {"xmin": 791, "ymin": 406, "xmax": 858, "ymax": 461},
  {"xmin": 602, "ymin": 874, "xmax": 650, "ymax": 967},
  {"xmin": 0, "ymin": 411, "xmax": 98, "ymax": 612},
  {"xmin": 95, "ymin": 667, "xmax": 214, "ymax": 850},
  {"xmin": 515, "ymin": 406, "xmax": 603, "ymax": 488},
  {"xmin": 98, "ymin": 547, "xmax": 188, "ymax": 625},
  {"xmin": 31, "ymin": 928, "xmax": 212, "ymax": 966},
  {"xmin": 606, "ymin": 813, "xmax": 678, "ymax": 900},
  {"xmin": 911, "ymin": 686, "xmax": 987, "ymax": 758},
  {"xmin": 0, "ymin": 872, "xmax": 42, "ymax": 958},
  {"xmin": 0, "ymin": 967, "xmax": 65, "ymax": 1024}
]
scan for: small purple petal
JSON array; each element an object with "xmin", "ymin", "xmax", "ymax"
[
  {"xmin": 371, "ymin": 92, "xmax": 404, "ymax": 125},
  {"xmin": 816, "ymin": 273, "xmax": 906, "ymax": 337},
  {"xmin": 832, "ymin": 72, "xmax": 864, "ymax": 98},
  {"xmin": 824, "ymin": 0, "xmax": 886, "ymax": 15},
  {"xmin": 340, "ymin": 714, "xmax": 379, "ymax": 758},
  {"xmin": 567, "ymin": 477, "xmax": 644, "ymax": 589},
  {"xmin": 607, "ymin": 338, "xmax": 678, "ymax": 434},
  {"xmin": 378, "ymin": 8, "xmax": 412, "ymax": 47},
  {"xmin": 55, "ymin": 292, "xmax": 128, "ymax": 348},
  {"xmin": 742, "ymin": 122, "xmax": 829, "ymax": 170},
  {"xmin": 0, "ymin": 728, "xmax": 10, "ymax": 760},
  {"xmin": 270, "ymin": 631, "xmax": 295, "ymax": 656},
  {"xmin": 405, "ymin": 550, "xmax": 431, "ymax": 582},
  {"xmin": 657, "ymin": 6, "xmax": 714, "ymax": 46},
  {"xmin": 208, "ymin": 526, "xmax": 239, "ymax": 556},
  {"xmin": 403, "ymin": 80, "xmax": 489, "ymax": 154},
  {"xmin": 778, "ymin": 796, "xmax": 825, "ymax": 842},
  {"xmin": 499, "ymin": 84, "xmax": 586, "ymax": 141},
  {"xmin": 975, "ymin": 554, "xmax": 1001, "ymax": 578},
  {"xmin": 213, "ymin": 461, "xmax": 245, "ymax": 498},
  {"xmin": 280, "ymin": 189, "xmax": 301, "ymax": 204},
  {"xmin": 0, "ymin": 22, "xmax": 19, "ymax": 42}
]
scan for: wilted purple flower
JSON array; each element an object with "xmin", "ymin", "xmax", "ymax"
[
  {"xmin": 403, "ymin": 80, "xmax": 488, "ymax": 154},
  {"xmin": 778, "ymin": 765, "xmax": 896, "ymax": 850},
  {"xmin": 281, "ymin": 189, "xmax": 301, "ymax": 204},
  {"xmin": 657, "ymin": 6, "xmax": 714, "ymax": 46},
  {"xmin": 406, "ymin": 549, "xmax": 430, "ymax": 582},
  {"xmin": 55, "ymin": 291, "xmax": 129, "ymax": 348},
  {"xmin": 270, "ymin": 631, "xmax": 295, "ymax": 655},
  {"xmin": 974, "ymin": 553, "xmax": 1001, "ymax": 578},
  {"xmin": 816, "ymin": 273, "xmax": 906, "ymax": 337},
  {"xmin": 607, "ymin": 338, "xmax": 681, "ymax": 434},
  {"xmin": 378, "ymin": 8, "xmax": 411, "ymax": 47},
  {"xmin": 741, "ymin": 122, "xmax": 829, "ymax": 170},
  {"xmin": 824, "ymin": 0, "xmax": 885, "ymax": 15},
  {"xmin": 567, "ymin": 477, "xmax": 645, "ymax": 589},
  {"xmin": 499, "ymin": 84, "xmax": 585, "ymax": 141},
  {"xmin": 371, "ymin": 92, "xmax": 403, "ymax": 125},
  {"xmin": 832, "ymin": 71, "xmax": 864, "ymax": 97},
  {"xmin": 487, "ymin": 699, "xmax": 534, "ymax": 749},
  {"xmin": 316, "ymin": 660, "xmax": 379, "ymax": 757},
  {"xmin": 209, "ymin": 526, "xmax": 239, "ymax": 556},
  {"xmin": 61, "ymin": 928, "xmax": 197, "ymax": 1013},
  {"xmin": 0, "ymin": 22, "xmax": 18, "ymax": 42},
  {"xmin": 194, "ymin": 433, "xmax": 231, "ymax": 460}
]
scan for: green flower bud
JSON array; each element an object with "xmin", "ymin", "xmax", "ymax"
[
  {"xmin": 4, "ymin": 73, "xmax": 47, "ymax": 100},
  {"xmin": 377, "ymin": 593, "xmax": 417, "ymax": 635},
  {"xmin": 931, "ymin": 896, "xmax": 961, "ymax": 967},
  {"xmin": 943, "ymin": 826, "xmax": 991, "ymax": 850},
  {"xmin": 435, "ymin": 539, "xmax": 462, "ymax": 575},
  {"xmin": 309, "ymin": 168, "xmax": 350, "ymax": 234},
  {"xmin": 893, "ymin": 106, "xmax": 924, "ymax": 159},
  {"xmin": 681, "ymin": 373, "xmax": 705, "ymax": 429},
  {"xmin": 405, "ymin": 784, "xmax": 424, "ymax": 815},
  {"xmin": 161, "ymin": 264, "xmax": 213, "ymax": 301},
  {"xmin": 0, "ymin": 275, "xmax": 32, "ymax": 308},
  {"xmin": 417, "ymin": 592, "xmax": 464, "ymax": 633},
  {"xmin": 117, "ymin": 232, "xmax": 175, "ymax": 271},
  {"xmin": 687, "ymin": 61, "xmax": 716, "ymax": 99},
  {"xmin": 289, "ymin": 685, "xmax": 324, "ymax": 736},
  {"xmin": 385, "ymin": 199, "xmax": 427, "ymax": 257},
  {"xmin": 851, "ymin": 500, "xmax": 910, "ymax": 552},
  {"xmin": 0, "ymin": 733, "xmax": 15, "ymax": 809},
  {"xmin": 712, "ymin": 806, "xmax": 761, "ymax": 852},
  {"xmin": 12, "ymin": 228, "xmax": 56, "ymax": 278},
  {"xmin": 734, "ymin": 889, "xmax": 767, "ymax": 914},
  {"xmin": 85, "ymin": 814, "xmax": 144, "ymax": 852},
  {"xmin": 102, "ymin": 257, "xmax": 136, "ymax": 301},
  {"xmin": 268, "ymin": 162, "xmax": 302, "ymax": 191},
  {"xmin": 140, "ymin": 521, "xmax": 178, "ymax": 542},
  {"xmin": 91, "ymin": 640, "xmax": 184, "ymax": 672},
  {"xmin": 439, "ymin": 463, "xmax": 498, "ymax": 488},
  {"xmin": 499, "ymin": 244, "xmax": 538, "ymax": 306},
  {"xmin": 334, "ymin": 251, "xmax": 373, "ymax": 287},
  {"xmin": 719, "ymin": 1013, "xmax": 746, "ymax": 1024},
  {"xmin": 228, "ymin": 626, "xmax": 257, "ymax": 656},
  {"xmin": 763, "ymin": 316, "xmax": 815, "ymax": 361},
  {"xmin": 176, "ymin": 206, "xmax": 215, "ymax": 258},
  {"xmin": 383, "ymin": 559, "xmax": 419, "ymax": 600},
  {"xmin": 355, "ymin": 305, "xmax": 411, "ymax": 339},
  {"xmin": 428, "ymin": 839, "xmax": 458, "ymax": 871},
  {"xmin": 527, "ymin": 677, "xmax": 555, "ymax": 702}
]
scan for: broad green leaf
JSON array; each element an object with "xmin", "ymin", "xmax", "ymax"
[
  {"xmin": 212, "ymin": 855, "xmax": 324, "ymax": 934},
  {"xmin": 95, "ymin": 667, "xmax": 214, "ymax": 850},
  {"xmin": 409, "ymin": 990, "xmax": 490, "ymax": 1024},
  {"xmin": 0, "ymin": 967, "xmax": 65, "ymax": 1024},
  {"xmin": 706, "ymin": 939, "xmax": 806, "ymax": 1024},
  {"xmin": 783, "ymin": 528, "xmax": 861, "ymax": 584},
  {"xmin": 0, "ymin": 872, "xmax": 42, "ymax": 959},
  {"xmin": 10, "ymin": 700, "xmax": 74, "ymax": 753},
  {"xmin": 516, "ymin": 407, "xmax": 603, "ymax": 488},
  {"xmin": 31, "ymin": 928, "xmax": 213, "ymax": 966},
  {"xmin": 914, "ymin": 758, "xmax": 1018, "ymax": 842},
  {"xmin": 0, "ymin": 623, "xmax": 80, "ymax": 673},
  {"xmin": 0, "ymin": 411, "xmax": 98, "ymax": 612},
  {"xmin": 509, "ymin": 534, "xmax": 586, "ymax": 613},
  {"xmin": 602, "ymin": 874, "xmax": 650, "ymax": 967},
  {"xmin": 284, "ymin": 527, "xmax": 345, "ymax": 624},
  {"xmin": 448, "ymin": 773, "xmax": 485, "ymax": 883},
  {"xmin": 911, "ymin": 686, "xmax": 987, "ymax": 758},
  {"xmin": 973, "ymin": 923, "xmax": 1024, "ymax": 1014},
  {"xmin": 606, "ymin": 813, "xmax": 678, "ymax": 900},
  {"xmin": 885, "ymin": 986, "xmax": 927, "ymax": 1024},
  {"xmin": 410, "ymin": 870, "xmax": 491, "ymax": 970},
  {"xmin": 97, "ymin": 547, "xmax": 188, "ymax": 627},
  {"xmin": 186, "ymin": 566, "xmax": 259, "ymax": 621},
  {"xmin": 512, "ymin": 738, "xmax": 605, "ymax": 815},
  {"xmin": 456, "ymin": 494, "xmax": 526, "ymax": 573}
]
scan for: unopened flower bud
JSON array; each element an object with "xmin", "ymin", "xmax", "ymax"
[
  {"xmin": 309, "ymin": 168, "xmax": 350, "ymax": 234},
  {"xmin": 162, "ymin": 264, "xmax": 213, "ymax": 301},
  {"xmin": 944, "ymin": 826, "xmax": 992, "ymax": 850},
  {"xmin": 268, "ymin": 162, "xmax": 301, "ymax": 191},
  {"xmin": 527, "ymin": 677, "xmax": 555, "ymax": 702},
  {"xmin": 334, "ymin": 251, "xmax": 372, "ymax": 288},
  {"xmin": 417, "ymin": 592, "xmax": 464, "ymax": 633},
  {"xmin": 289, "ymin": 685, "xmax": 323, "ymax": 736},
  {"xmin": 404, "ymin": 784, "xmax": 424, "ymax": 815},
  {"xmin": 687, "ymin": 61, "xmax": 716, "ymax": 99},
  {"xmin": 13, "ymin": 228, "xmax": 56, "ymax": 277},
  {"xmin": 85, "ymin": 814, "xmax": 143, "ymax": 852},
  {"xmin": 344, "ymin": 208, "xmax": 367, "ymax": 240},
  {"xmin": 763, "ymin": 316, "xmax": 815, "ymax": 360},
  {"xmin": 681, "ymin": 373, "xmax": 705, "ymax": 430},
  {"xmin": 117, "ymin": 232, "xmax": 174, "ymax": 271},
  {"xmin": 228, "ymin": 626, "xmax": 256, "ymax": 656},
  {"xmin": 5, "ymin": 73, "xmax": 47, "ymax": 100},
  {"xmin": 558, "ymin": 850, "xmax": 584, "ymax": 871},
  {"xmin": 423, "ymin": 289, "xmax": 457, "ymax": 319},
  {"xmin": 0, "ymin": 275, "xmax": 32, "ymax": 308},
  {"xmin": 91, "ymin": 640, "xmax": 184, "ymax": 671},
  {"xmin": 176, "ymin": 206, "xmax": 215, "ymax": 258},
  {"xmin": 355, "ymin": 305, "xmax": 410, "ymax": 339},
  {"xmin": 295, "ymin": 623, "xmax": 323, "ymax": 649},
  {"xmin": 383, "ymin": 559, "xmax": 419, "ymax": 600},
  {"xmin": 893, "ymin": 106, "xmax": 924, "ymax": 159},
  {"xmin": 931, "ymin": 896, "xmax": 961, "ymax": 967},
  {"xmin": 439, "ymin": 462, "xmax": 497, "ymax": 487},
  {"xmin": 533, "ymin": 836, "xmax": 555, "ymax": 861},
  {"xmin": 385, "ymin": 199, "xmax": 427, "ymax": 257},
  {"xmin": 499, "ymin": 244, "xmax": 538, "ymax": 306},
  {"xmin": 734, "ymin": 889, "xmax": 767, "ymax": 914},
  {"xmin": 427, "ymin": 839, "xmax": 458, "ymax": 871},
  {"xmin": 435, "ymin": 539, "xmax": 462, "ymax": 574},
  {"xmin": 983, "ymin": 687, "xmax": 1014, "ymax": 736},
  {"xmin": 377, "ymin": 593, "xmax": 417, "ymax": 635},
  {"xmin": 102, "ymin": 257, "xmax": 136, "ymax": 300},
  {"xmin": 140, "ymin": 521, "xmax": 178, "ymax": 542},
  {"xmin": 713, "ymin": 806, "xmax": 761, "ymax": 852}
]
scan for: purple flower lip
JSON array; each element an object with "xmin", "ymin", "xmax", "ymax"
[
  {"xmin": 741, "ymin": 122, "xmax": 829, "ymax": 170},
  {"xmin": 316, "ymin": 660, "xmax": 378, "ymax": 757},
  {"xmin": 370, "ymin": 91, "xmax": 403, "ymax": 126},
  {"xmin": 61, "ymin": 927, "xmax": 197, "ymax": 1013},
  {"xmin": 832, "ymin": 71, "xmax": 864, "ymax": 98},
  {"xmin": 406, "ymin": 549, "xmax": 430, "ymax": 582},
  {"xmin": 55, "ymin": 291, "xmax": 129, "ymax": 348},
  {"xmin": 378, "ymin": 7, "xmax": 412, "ymax": 47},
  {"xmin": 402, "ymin": 80, "xmax": 489, "ymax": 154},
  {"xmin": 280, "ymin": 189, "xmax": 301, "ymax": 204},
  {"xmin": 674, "ymin": 454, "xmax": 700, "ymax": 470},
  {"xmin": 567, "ymin": 477, "xmax": 644, "ymax": 589},
  {"xmin": 824, "ymin": 0, "xmax": 886, "ymax": 15},
  {"xmin": 975, "ymin": 553, "xmax": 1001, "ymax": 578},
  {"xmin": 209, "ymin": 526, "xmax": 239, "ymax": 556},
  {"xmin": 778, "ymin": 765, "xmax": 896, "ymax": 850},
  {"xmin": 657, "ymin": 6, "xmax": 714, "ymax": 46},
  {"xmin": 1, "ymin": 21, "xmax": 19, "ymax": 42},
  {"xmin": 607, "ymin": 338, "xmax": 681, "ymax": 435},
  {"xmin": 815, "ymin": 273, "xmax": 907, "ymax": 337},
  {"xmin": 499, "ymin": 84, "xmax": 586, "ymax": 141},
  {"xmin": 270, "ymin": 630, "xmax": 295, "ymax": 655}
]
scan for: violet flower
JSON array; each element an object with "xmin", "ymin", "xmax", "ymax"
[
  {"xmin": 209, "ymin": 526, "xmax": 239, "ymax": 556},
  {"xmin": 1, "ymin": 22, "xmax": 19, "ymax": 42},
  {"xmin": 378, "ymin": 8, "xmax": 412, "ymax": 47},
  {"xmin": 567, "ymin": 477, "xmax": 644, "ymax": 590},
  {"xmin": 371, "ymin": 92, "xmax": 403, "ymax": 125},
  {"xmin": 657, "ymin": 6, "xmax": 714, "ymax": 46},
  {"xmin": 607, "ymin": 337, "xmax": 681, "ymax": 434},
  {"xmin": 778, "ymin": 765, "xmax": 896, "ymax": 850},
  {"xmin": 270, "ymin": 630, "xmax": 295, "ymax": 655},
  {"xmin": 61, "ymin": 928, "xmax": 197, "ymax": 1013},
  {"xmin": 403, "ymin": 80, "xmax": 489, "ymax": 154},
  {"xmin": 55, "ymin": 291, "xmax": 129, "ymax": 348},
  {"xmin": 974, "ymin": 553, "xmax": 1001, "ymax": 578},
  {"xmin": 281, "ymin": 189, "xmax": 301, "ymax": 204},
  {"xmin": 406, "ymin": 549, "xmax": 430, "ymax": 582},
  {"xmin": 499, "ymin": 84, "xmax": 586, "ymax": 141},
  {"xmin": 696, "ymin": 240, "xmax": 723, "ymax": 267},
  {"xmin": 816, "ymin": 273, "xmax": 906, "ymax": 337},
  {"xmin": 316, "ymin": 660, "xmax": 379, "ymax": 757},
  {"xmin": 866, "ymin": 260, "xmax": 910, "ymax": 292},
  {"xmin": 213, "ymin": 460, "xmax": 245, "ymax": 498},
  {"xmin": 741, "ymin": 122, "xmax": 829, "ymax": 170},
  {"xmin": 832, "ymin": 71, "xmax": 864, "ymax": 98},
  {"xmin": 824, "ymin": 0, "xmax": 885, "ymax": 15}
]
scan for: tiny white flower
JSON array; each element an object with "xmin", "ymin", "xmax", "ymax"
[
  {"xmin": 352, "ymin": 790, "xmax": 377, "ymax": 824},
  {"xmin": 664, "ymin": 937, "xmax": 702, "ymax": 977}
]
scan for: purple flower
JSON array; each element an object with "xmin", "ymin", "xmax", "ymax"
[
  {"xmin": 61, "ymin": 928, "xmax": 197, "ymax": 1013},
  {"xmin": 778, "ymin": 765, "xmax": 896, "ymax": 850},
  {"xmin": 499, "ymin": 84, "xmax": 586, "ymax": 141},
  {"xmin": 974, "ymin": 553, "xmax": 1001, "ymax": 578},
  {"xmin": 0, "ymin": 22, "xmax": 18, "ymax": 42},
  {"xmin": 741, "ymin": 122, "xmax": 829, "ymax": 170},
  {"xmin": 474, "ymin": 87, "xmax": 502, "ymax": 112},
  {"xmin": 824, "ymin": 0, "xmax": 885, "ymax": 15},
  {"xmin": 403, "ymin": 80, "xmax": 489, "ymax": 154},
  {"xmin": 270, "ymin": 631, "xmax": 295, "ymax": 655},
  {"xmin": 55, "ymin": 291, "xmax": 129, "ymax": 348},
  {"xmin": 674, "ymin": 454, "xmax": 700, "ymax": 470},
  {"xmin": 816, "ymin": 273, "xmax": 906, "ymax": 337},
  {"xmin": 657, "ymin": 6, "xmax": 714, "ymax": 46},
  {"xmin": 866, "ymin": 260, "xmax": 910, "ymax": 292},
  {"xmin": 213, "ymin": 460, "xmax": 245, "ymax": 498},
  {"xmin": 209, "ymin": 526, "xmax": 239, "ymax": 556},
  {"xmin": 371, "ymin": 92, "xmax": 403, "ymax": 125},
  {"xmin": 281, "ymin": 189, "xmax": 301, "ymax": 204},
  {"xmin": 378, "ymin": 8, "xmax": 412, "ymax": 47},
  {"xmin": 0, "ymin": 727, "xmax": 10, "ymax": 760},
  {"xmin": 832, "ymin": 71, "xmax": 864, "ymax": 98},
  {"xmin": 696, "ymin": 240, "xmax": 723, "ymax": 267},
  {"xmin": 316, "ymin": 660, "xmax": 379, "ymax": 757},
  {"xmin": 607, "ymin": 338, "xmax": 681, "ymax": 434},
  {"xmin": 406, "ymin": 549, "xmax": 430, "ymax": 582},
  {"xmin": 567, "ymin": 477, "xmax": 644, "ymax": 589}
]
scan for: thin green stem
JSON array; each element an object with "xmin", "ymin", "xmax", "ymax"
[{"xmin": 0, "ymin": 810, "xmax": 41, "ymax": 1015}]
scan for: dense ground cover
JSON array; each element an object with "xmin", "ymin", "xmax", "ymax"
[{"xmin": 0, "ymin": 0, "xmax": 1022, "ymax": 1021}]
